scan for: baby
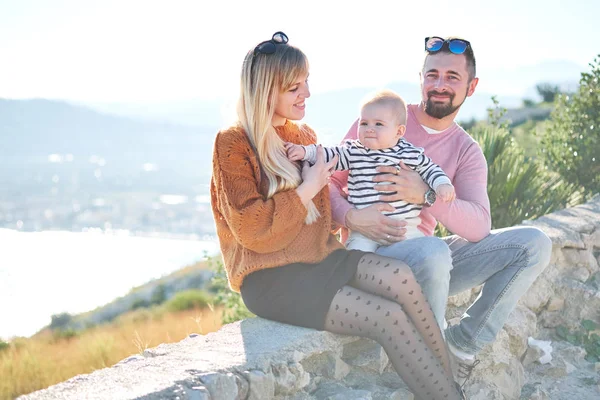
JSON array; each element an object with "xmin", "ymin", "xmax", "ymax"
[{"xmin": 286, "ymin": 89, "xmax": 455, "ymax": 252}]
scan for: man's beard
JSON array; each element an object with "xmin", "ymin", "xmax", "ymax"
[{"xmin": 424, "ymin": 91, "xmax": 465, "ymax": 119}]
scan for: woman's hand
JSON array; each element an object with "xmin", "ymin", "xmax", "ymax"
[{"xmin": 296, "ymin": 146, "xmax": 338, "ymax": 205}]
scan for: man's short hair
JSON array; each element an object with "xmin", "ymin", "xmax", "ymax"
[{"xmin": 424, "ymin": 36, "xmax": 476, "ymax": 81}]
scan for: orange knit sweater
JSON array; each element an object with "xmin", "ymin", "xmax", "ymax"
[{"xmin": 210, "ymin": 120, "xmax": 344, "ymax": 292}]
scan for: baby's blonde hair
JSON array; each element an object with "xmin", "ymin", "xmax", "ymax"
[{"xmin": 360, "ymin": 89, "xmax": 408, "ymax": 125}]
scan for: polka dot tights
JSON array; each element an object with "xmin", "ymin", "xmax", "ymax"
[{"xmin": 325, "ymin": 253, "xmax": 461, "ymax": 400}]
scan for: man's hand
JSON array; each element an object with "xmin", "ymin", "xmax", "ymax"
[
  {"xmin": 373, "ymin": 161, "xmax": 428, "ymax": 204},
  {"xmin": 345, "ymin": 204, "xmax": 408, "ymax": 245}
]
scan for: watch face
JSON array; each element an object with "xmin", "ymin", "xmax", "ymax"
[{"xmin": 426, "ymin": 189, "xmax": 436, "ymax": 205}]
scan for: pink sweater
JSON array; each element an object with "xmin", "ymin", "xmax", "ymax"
[{"xmin": 330, "ymin": 104, "xmax": 491, "ymax": 242}]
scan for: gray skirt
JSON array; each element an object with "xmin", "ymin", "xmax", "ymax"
[{"xmin": 240, "ymin": 249, "xmax": 367, "ymax": 330}]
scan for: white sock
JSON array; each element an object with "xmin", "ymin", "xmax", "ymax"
[{"xmin": 448, "ymin": 341, "xmax": 475, "ymax": 361}]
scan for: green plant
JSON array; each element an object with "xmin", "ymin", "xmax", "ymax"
[
  {"xmin": 487, "ymin": 95, "xmax": 509, "ymax": 130},
  {"xmin": 0, "ymin": 340, "xmax": 9, "ymax": 352},
  {"xmin": 471, "ymin": 122, "xmax": 576, "ymax": 229},
  {"xmin": 49, "ymin": 312, "xmax": 73, "ymax": 331},
  {"xmin": 208, "ymin": 256, "xmax": 254, "ymax": 324},
  {"xmin": 541, "ymin": 54, "xmax": 600, "ymax": 200},
  {"xmin": 129, "ymin": 298, "xmax": 149, "ymax": 311},
  {"xmin": 52, "ymin": 328, "xmax": 79, "ymax": 341},
  {"xmin": 164, "ymin": 290, "xmax": 212, "ymax": 312},
  {"xmin": 536, "ymin": 82, "xmax": 561, "ymax": 103},
  {"xmin": 555, "ymin": 319, "xmax": 600, "ymax": 362},
  {"xmin": 150, "ymin": 284, "xmax": 167, "ymax": 305}
]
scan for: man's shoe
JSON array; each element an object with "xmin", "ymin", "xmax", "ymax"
[
  {"xmin": 455, "ymin": 382, "xmax": 467, "ymax": 399},
  {"xmin": 449, "ymin": 349, "xmax": 480, "ymax": 389}
]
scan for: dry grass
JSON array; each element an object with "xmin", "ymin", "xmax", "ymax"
[{"xmin": 0, "ymin": 306, "xmax": 223, "ymax": 400}]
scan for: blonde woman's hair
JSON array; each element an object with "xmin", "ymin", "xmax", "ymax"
[
  {"xmin": 361, "ymin": 89, "xmax": 408, "ymax": 126},
  {"xmin": 237, "ymin": 40, "xmax": 320, "ymax": 224}
]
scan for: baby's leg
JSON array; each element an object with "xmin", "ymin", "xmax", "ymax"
[
  {"xmin": 325, "ymin": 286, "xmax": 460, "ymax": 400},
  {"xmin": 345, "ymin": 231, "xmax": 380, "ymax": 252}
]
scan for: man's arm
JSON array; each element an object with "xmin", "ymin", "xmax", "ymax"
[
  {"xmin": 427, "ymin": 143, "xmax": 491, "ymax": 241},
  {"xmin": 376, "ymin": 142, "xmax": 491, "ymax": 242}
]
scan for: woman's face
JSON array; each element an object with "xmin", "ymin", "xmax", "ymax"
[{"xmin": 272, "ymin": 72, "xmax": 310, "ymax": 126}]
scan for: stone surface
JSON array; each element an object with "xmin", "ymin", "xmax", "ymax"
[{"xmin": 18, "ymin": 196, "xmax": 600, "ymax": 400}]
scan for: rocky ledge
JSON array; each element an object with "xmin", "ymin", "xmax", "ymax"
[{"xmin": 20, "ymin": 196, "xmax": 600, "ymax": 400}]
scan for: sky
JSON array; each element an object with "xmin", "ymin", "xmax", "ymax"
[{"xmin": 1, "ymin": 0, "xmax": 599, "ymax": 104}]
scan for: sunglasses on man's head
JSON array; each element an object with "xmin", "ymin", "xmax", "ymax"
[
  {"xmin": 425, "ymin": 37, "xmax": 471, "ymax": 55},
  {"xmin": 253, "ymin": 31, "xmax": 289, "ymax": 56}
]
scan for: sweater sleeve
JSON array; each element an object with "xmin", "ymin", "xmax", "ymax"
[
  {"xmin": 428, "ymin": 141, "xmax": 491, "ymax": 242},
  {"xmin": 213, "ymin": 130, "xmax": 308, "ymax": 253}
]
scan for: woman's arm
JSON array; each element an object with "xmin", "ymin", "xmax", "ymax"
[{"xmin": 213, "ymin": 131, "xmax": 308, "ymax": 253}]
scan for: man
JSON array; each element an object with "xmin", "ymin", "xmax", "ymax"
[{"xmin": 330, "ymin": 36, "xmax": 552, "ymax": 387}]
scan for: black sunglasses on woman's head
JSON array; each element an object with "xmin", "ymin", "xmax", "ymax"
[
  {"xmin": 425, "ymin": 36, "xmax": 471, "ymax": 55},
  {"xmin": 253, "ymin": 31, "xmax": 289, "ymax": 56}
]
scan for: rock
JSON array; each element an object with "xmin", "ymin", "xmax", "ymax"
[
  {"xmin": 243, "ymin": 370, "xmax": 275, "ymax": 400},
  {"xmin": 199, "ymin": 372, "xmax": 239, "ymax": 400},
  {"xmin": 389, "ymin": 388, "xmax": 413, "ymax": 400},
  {"xmin": 504, "ymin": 305, "xmax": 538, "ymax": 358},
  {"xmin": 520, "ymin": 274, "xmax": 554, "ymax": 313},
  {"xmin": 545, "ymin": 297, "xmax": 565, "ymax": 312},
  {"xmin": 467, "ymin": 329, "xmax": 524, "ymax": 399},
  {"xmin": 572, "ymin": 266, "xmax": 591, "ymax": 282},
  {"xmin": 522, "ymin": 345, "xmax": 544, "ymax": 366},
  {"xmin": 557, "ymin": 344, "xmax": 588, "ymax": 366},
  {"xmin": 564, "ymin": 361, "xmax": 577, "ymax": 374},
  {"xmin": 342, "ymin": 339, "xmax": 388, "ymax": 374},
  {"xmin": 272, "ymin": 362, "xmax": 310, "ymax": 396},
  {"xmin": 16, "ymin": 196, "xmax": 600, "ymax": 400},
  {"xmin": 528, "ymin": 386, "xmax": 551, "ymax": 400},
  {"xmin": 302, "ymin": 351, "xmax": 350, "ymax": 380},
  {"xmin": 447, "ymin": 289, "xmax": 473, "ymax": 308},
  {"xmin": 464, "ymin": 382, "xmax": 503, "ymax": 400}
]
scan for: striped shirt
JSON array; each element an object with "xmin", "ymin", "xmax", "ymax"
[{"xmin": 303, "ymin": 139, "xmax": 451, "ymax": 218}]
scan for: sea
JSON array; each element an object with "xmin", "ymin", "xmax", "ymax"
[{"xmin": 0, "ymin": 228, "xmax": 220, "ymax": 340}]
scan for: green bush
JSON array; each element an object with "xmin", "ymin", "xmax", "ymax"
[
  {"xmin": 471, "ymin": 123, "xmax": 576, "ymax": 229},
  {"xmin": 536, "ymin": 82, "xmax": 561, "ymax": 103},
  {"xmin": 52, "ymin": 328, "xmax": 79, "ymax": 341},
  {"xmin": 164, "ymin": 290, "xmax": 212, "ymax": 312},
  {"xmin": 556, "ymin": 319, "xmax": 600, "ymax": 362},
  {"xmin": 49, "ymin": 312, "xmax": 73, "ymax": 331},
  {"xmin": 150, "ymin": 284, "xmax": 167, "ymax": 306},
  {"xmin": 0, "ymin": 340, "xmax": 9, "ymax": 352},
  {"xmin": 541, "ymin": 54, "xmax": 600, "ymax": 200},
  {"xmin": 129, "ymin": 298, "xmax": 149, "ymax": 311},
  {"xmin": 208, "ymin": 256, "xmax": 254, "ymax": 324}
]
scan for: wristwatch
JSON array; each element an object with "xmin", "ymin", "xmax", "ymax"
[{"xmin": 423, "ymin": 188, "xmax": 436, "ymax": 207}]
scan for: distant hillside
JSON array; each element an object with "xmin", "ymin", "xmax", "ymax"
[
  {"xmin": 81, "ymin": 60, "xmax": 583, "ymax": 142},
  {"xmin": 0, "ymin": 98, "xmax": 216, "ymax": 162}
]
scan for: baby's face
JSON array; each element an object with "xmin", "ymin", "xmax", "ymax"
[{"xmin": 358, "ymin": 104, "xmax": 404, "ymax": 150}]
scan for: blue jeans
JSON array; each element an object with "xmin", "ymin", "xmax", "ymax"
[{"xmin": 375, "ymin": 226, "xmax": 552, "ymax": 355}]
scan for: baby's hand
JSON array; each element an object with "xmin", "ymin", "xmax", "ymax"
[
  {"xmin": 436, "ymin": 184, "xmax": 456, "ymax": 203},
  {"xmin": 285, "ymin": 142, "xmax": 306, "ymax": 161}
]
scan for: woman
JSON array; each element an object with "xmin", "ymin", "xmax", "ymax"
[{"xmin": 210, "ymin": 31, "xmax": 465, "ymax": 400}]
